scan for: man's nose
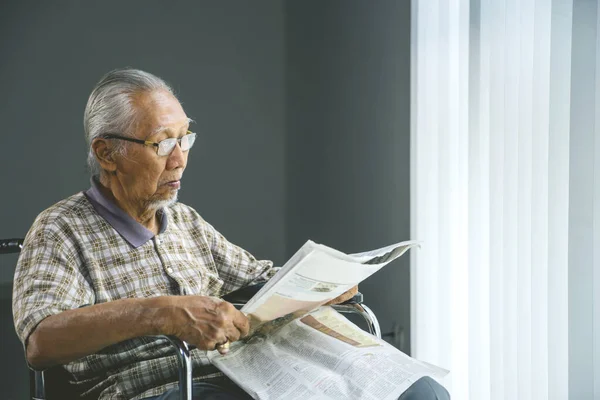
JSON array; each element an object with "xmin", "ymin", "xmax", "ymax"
[{"xmin": 166, "ymin": 143, "xmax": 187, "ymax": 170}]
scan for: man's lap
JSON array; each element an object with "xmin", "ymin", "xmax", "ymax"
[
  {"xmin": 142, "ymin": 376, "xmax": 450, "ymax": 400},
  {"xmin": 142, "ymin": 376, "xmax": 252, "ymax": 400}
]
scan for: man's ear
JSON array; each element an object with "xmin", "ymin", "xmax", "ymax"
[{"xmin": 91, "ymin": 138, "xmax": 118, "ymax": 173}]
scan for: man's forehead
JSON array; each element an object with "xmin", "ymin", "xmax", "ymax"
[
  {"xmin": 133, "ymin": 90, "xmax": 189, "ymax": 136},
  {"xmin": 150, "ymin": 118, "xmax": 194, "ymax": 136}
]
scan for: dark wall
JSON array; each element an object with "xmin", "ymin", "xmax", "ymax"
[
  {"xmin": 0, "ymin": 1, "xmax": 286, "ymax": 281},
  {"xmin": 285, "ymin": 0, "xmax": 412, "ymax": 353},
  {"xmin": 0, "ymin": 2, "xmax": 285, "ymax": 398}
]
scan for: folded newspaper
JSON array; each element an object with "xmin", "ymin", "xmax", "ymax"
[{"xmin": 208, "ymin": 240, "xmax": 449, "ymax": 400}]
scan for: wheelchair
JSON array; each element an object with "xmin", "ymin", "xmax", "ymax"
[{"xmin": 2, "ymin": 238, "xmax": 381, "ymax": 400}]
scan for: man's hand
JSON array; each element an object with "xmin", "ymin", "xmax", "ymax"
[
  {"xmin": 323, "ymin": 286, "xmax": 358, "ymax": 306},
  {"xmin": 158, "ymin": 296, "xmax": 249, "ymax": 355}
]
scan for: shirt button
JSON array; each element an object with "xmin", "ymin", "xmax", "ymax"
[
  {"xmin": 156, "ymin": 237, "xmax": 162, "ymax": 245},
  {"xmin": 166, "ymin": 267, "xmax": 173, "ymax": 274}
]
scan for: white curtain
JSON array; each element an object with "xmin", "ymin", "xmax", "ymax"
[{"xmin": 411, "ymin": 0, "xmax": 599, "ymax": 399}]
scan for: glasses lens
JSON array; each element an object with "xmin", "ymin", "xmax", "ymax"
[
  {"xmin": 181, "ymin": 132, "xmax": 197, "ymax": 151},
  {"xmin": 157, "ymin": 138, "xmax": 177, "ymax": 156}
]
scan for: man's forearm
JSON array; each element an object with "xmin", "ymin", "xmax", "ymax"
[{"xmin": 27, "ymin": 296, "xmax": 166, "ymax": 369}]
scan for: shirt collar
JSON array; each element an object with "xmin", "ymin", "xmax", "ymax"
[{"xmin": 84, "ymin": 177, "xmax": 168, "ymax": 248}]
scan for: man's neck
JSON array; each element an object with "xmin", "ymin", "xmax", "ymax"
[{"xmin": 98, "ymin": 174, "xmax": 159, "ymax": 234}]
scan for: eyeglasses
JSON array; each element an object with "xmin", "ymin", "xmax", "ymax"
[{"xmin": 102, "ymin": 131, "xmax": 197, "ymax": 157}]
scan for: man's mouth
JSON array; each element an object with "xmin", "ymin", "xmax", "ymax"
[{"xmin": 163, "ymin": 180, "xmax": 181, "ymax": 189}]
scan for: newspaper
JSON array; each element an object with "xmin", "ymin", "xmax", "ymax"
[
  {"xmin": 241, "ymin": 240, "xmax": 420, "ymax": 327},
  {"xmin": 209, "ymin": 307, "xmax": 448, "ymax": 400},
  {"xmin": 207, "ymin": 240, "xmax": 449, "ymax": 399}
]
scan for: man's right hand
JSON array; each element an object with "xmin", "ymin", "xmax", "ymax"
[
  {"xmin": 157, "ymin": 296, "xmax": 250, "ymax": 353},
  {"xmin": 26, "ymin": 295, "xmax": 248, "ymax": 369}
]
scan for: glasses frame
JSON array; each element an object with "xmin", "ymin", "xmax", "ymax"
[{"xmin": 102, "ymin": 131, "xmax": 196, "ymax": 156}]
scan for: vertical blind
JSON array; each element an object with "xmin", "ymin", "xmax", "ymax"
[{"xmin": 411, "ymin": 0, "xmax": 599, "ymax": 398}]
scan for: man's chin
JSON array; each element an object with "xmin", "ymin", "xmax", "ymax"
[{"xmin": 148, "ymin": 191, "xmax": 179, "ymax": 210}]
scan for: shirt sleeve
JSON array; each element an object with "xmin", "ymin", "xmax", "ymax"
[
  {"xmin": 12, "ymin": 215, "xmax": 95, "ymax": 348},
  {"xmin": 197, "ymin": 215, "xmax": 279, "ymax": 295}
]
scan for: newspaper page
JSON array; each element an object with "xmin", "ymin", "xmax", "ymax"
[
  {"xmin": 242, "ymin": 240, "xmax": 419, "ymax": 328},
  {"xmin": 209, "ymin": 307, "xmax": 448, "ymax": 400}
]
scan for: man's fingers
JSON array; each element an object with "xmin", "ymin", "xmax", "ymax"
[
  {"xmin": 224, "ymin": 326, "xmax": 241, "ymax": 343},
  {"xmin": 231, "ymin": 310, "xmax": 250, "ymax": 337},
  {"xmin": 218, "ymin": 301, "xmax": 249, "ymax": 338},
  {"xmin": 205, "ymin": 333, "xmax": 229, "ymax": 351},
  {"xmin": 170, "ymin": 296, "xmax": 250, "ymax": 349},
  {"xmin": 216, "ymin": 340, "xmax": 230, "ymax": 355}
]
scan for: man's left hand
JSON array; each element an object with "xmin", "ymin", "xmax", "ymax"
[{"xmin": 324, "ymin": 286, "xmax": 358, "ymax": 306}]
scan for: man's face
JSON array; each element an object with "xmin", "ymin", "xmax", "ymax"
[{"xmin": 114, "ymin": 90, "xmax": 190, "ymax": 210}]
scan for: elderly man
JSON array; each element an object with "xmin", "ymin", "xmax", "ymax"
[{"xmin": 13, "ymin": 69, "xmax": 449, "ymax": 400}]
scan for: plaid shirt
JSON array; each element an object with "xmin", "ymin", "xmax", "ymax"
[{"xmin": 13, "ymin": 182, "xmax": 276, "ymax": 399}]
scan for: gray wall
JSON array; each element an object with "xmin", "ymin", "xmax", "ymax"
[
  {"xmin": 0, "ymin": 2, "xmax": 285, "ymax": 398},
  {"xmin": 285, "ymin": 0, "xmax": 412, "ymax": 354},
  {"xmin": 0, "ymin": 1, "xmax": 286, "ymax": 281}
]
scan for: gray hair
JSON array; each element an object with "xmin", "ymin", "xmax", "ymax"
[{"xmin": 84, "ymin": 68, "xmax": 176, "ymax": 177}]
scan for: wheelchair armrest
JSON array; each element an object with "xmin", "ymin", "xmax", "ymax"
[{"xmin": 341, "ymin": 292, "xmax": 363, "ymax": 304}]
